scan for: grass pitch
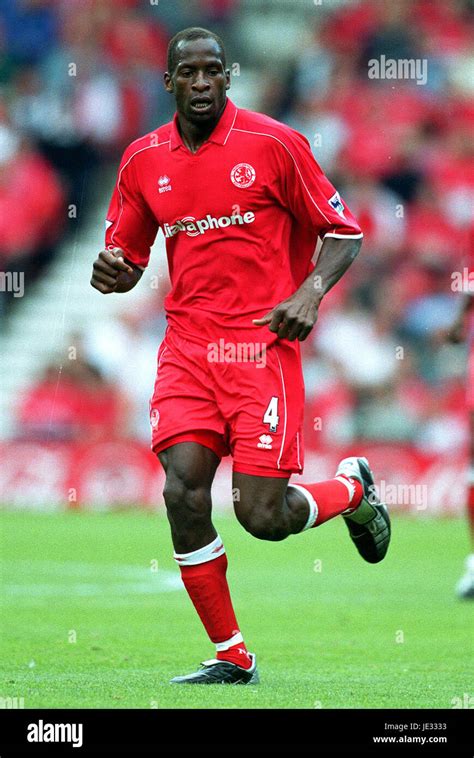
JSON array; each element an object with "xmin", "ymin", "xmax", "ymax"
[{"xmin": 0, "ymin": 510, "xmax": 472, "ymax": 709}]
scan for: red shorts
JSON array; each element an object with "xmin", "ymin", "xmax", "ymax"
[{"xmin": 149, "ymin": 329, "xmax": 305, "ymax": 477}]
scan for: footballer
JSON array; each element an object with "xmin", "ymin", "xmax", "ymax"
[{"xmin": 91, "ymin": 28, "xmax": 391, "ymax": 684}]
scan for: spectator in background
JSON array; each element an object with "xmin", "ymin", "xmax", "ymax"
[
  {"xmin": 0, "ymin": 0, "xmax": 59, "ymax": 67},
  {"xmin": 361, "ymin": 1, "xmax": 419, "ymax": 72},
  {"xmin": 83, "ymin": 298, "xmax": 168, "ymax": 441},
  {"xmin": 16, "ymin": 353, "xmax": 127, "ymax": 442},
  {"xmin": 315, "ymin": 295, "xmax": 400, "ymax": 392},
  {"xmin": 0, "ymin": 119, "xmax": 64, "ymax": 316},
  {"xmin": 288, "ymin": 96, "xmax": 349, "ymax": 175},
  {"xmin": 9, "ymin": 64, "xmax": 96, "ymax": 224},
  {"xmin": 343, "ymin": 178, "xmax": 406, "ymax": 263},
  {"xmin": 196, "ymin": 0, "xmax": 240, "ymax": 47},
  {"xmin": 415, "ymin": 380, "xmax": 469, "ymax": 455}
]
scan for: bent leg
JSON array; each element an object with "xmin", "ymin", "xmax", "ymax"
[
  {"xmin": 232, "ymin": 472, "xmax": 311, "ymax": 541},
  {"xmin": 233, "ymin": 470, "xmax": 363, "ymax": 542}
]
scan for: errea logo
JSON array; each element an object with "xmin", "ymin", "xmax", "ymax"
[
  {"xmin": 163, "ymin": 211, "xmax": 256, "ymax": 239},
  {"xmin": 257, "ymin": 434, "xmax": 273, "ymax": 450},
  {"xmin": 158, "ymin": 175, "xmax": 172, "ymax": 193}
]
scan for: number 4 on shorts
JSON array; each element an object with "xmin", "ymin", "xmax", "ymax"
[{"xmin": 263, "ymin": 396, "xmax": 279, "ymax": 433}]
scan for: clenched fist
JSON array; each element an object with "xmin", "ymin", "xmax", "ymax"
[{"xmin": 90, "ymin": 248, "xmax": 141, "ymax": 294}]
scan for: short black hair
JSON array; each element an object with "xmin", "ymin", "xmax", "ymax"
[{"xmin": 167, "ymin": 27, "xmax": 226, "ymax": 75}]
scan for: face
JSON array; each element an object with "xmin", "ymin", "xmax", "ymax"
[{"xmin": 164, "ymin": 38, "xmax": 230, "ymax": 124}]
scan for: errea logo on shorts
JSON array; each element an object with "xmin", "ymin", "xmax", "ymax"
[
  {"xmin": 163, "ymin": 211, "xmax": 256, "ymax": 239},
  {"xmin": 257, "ymin": 434, "xmax": 273, "ymax": 450}
]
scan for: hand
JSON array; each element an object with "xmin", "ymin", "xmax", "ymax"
[
  {"xmin": 253, "ymin": 290, "xmax": 320, "ymax": 341},
  {"xmin": 90, "ymin": 248, "xmax": 134, "ymax": 294}
]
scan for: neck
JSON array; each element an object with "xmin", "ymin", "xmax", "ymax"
[{"xmin": 177, "ymin": 99, "xmax": 227, "ymax": 153}]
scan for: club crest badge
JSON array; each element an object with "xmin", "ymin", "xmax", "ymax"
[{"xmin": 231, "ymin": 163, "xmax": 256, "ymax": 189}]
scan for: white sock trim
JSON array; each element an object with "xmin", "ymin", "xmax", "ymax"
[
  {"xmin": 173, "ymin": 535, "xmax": 225, "ymax": 566},
  {"xmin": 215, "ymin": 632, "xmax": 243, "ymax": 652},
  {"xmin": 335, "ymin": 475, "xmax": 355, "ymax": 502},
  {"xmin": 288, "ymin": 484, "xmax": 318, "ymax": 531}
]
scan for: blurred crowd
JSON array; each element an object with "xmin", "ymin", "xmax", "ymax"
[
  {"xmin": 292, "ymin": 0, "xmax": 473, "ymax": 454},
  {"xmin": 0, "ymin": 0, "xmax": 237, "ymax": 309},
  {"xmin": 3, "ymin": 0, "xmax": 473, "ymax": 453}
]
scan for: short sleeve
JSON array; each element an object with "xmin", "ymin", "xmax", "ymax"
[{"xmin": 270, "ymin": 128, "xmax": 363, "ymax": 240}]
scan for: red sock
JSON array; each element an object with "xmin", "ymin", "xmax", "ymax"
[
  {"xmin": 175, "ymin": 536, "xmax": 252, "ymax": 670},
  {"xmin": 292, "ymin": 476, "xmax": 363, "ymax": 528}
]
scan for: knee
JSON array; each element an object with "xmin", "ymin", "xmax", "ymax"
[
  {"xmin": 237, "ymin": 500, "xmax": 287, "ymax": 542},
  {"xmin": 163, "ymin": 476, "xmax": 212, "ymax": 523}
]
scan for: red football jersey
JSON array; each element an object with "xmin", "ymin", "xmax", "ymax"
[{"xmin": 105, "ymin": 98, "xmax": 362, "ymax": 346}]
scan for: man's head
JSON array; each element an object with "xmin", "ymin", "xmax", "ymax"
[{"xmin": 164, "ymin": 28, "xmax": 230, "ymax": 124}]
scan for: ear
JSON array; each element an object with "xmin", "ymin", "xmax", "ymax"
[
  {"xmin": 225, "ymin": 70, "xmax": 231, "ymax": 91},
  {"xmin": 164, "ymin": 72, "xmax": 174, "ymax": 93}
]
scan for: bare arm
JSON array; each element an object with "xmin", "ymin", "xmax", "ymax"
[
  {"xmin": 90, "ymin": 247, "xmax": 143, "ymax": 294},
  {"xmin": 253, "ymin": 236, "xmax": 362, "ymax": 341}
]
